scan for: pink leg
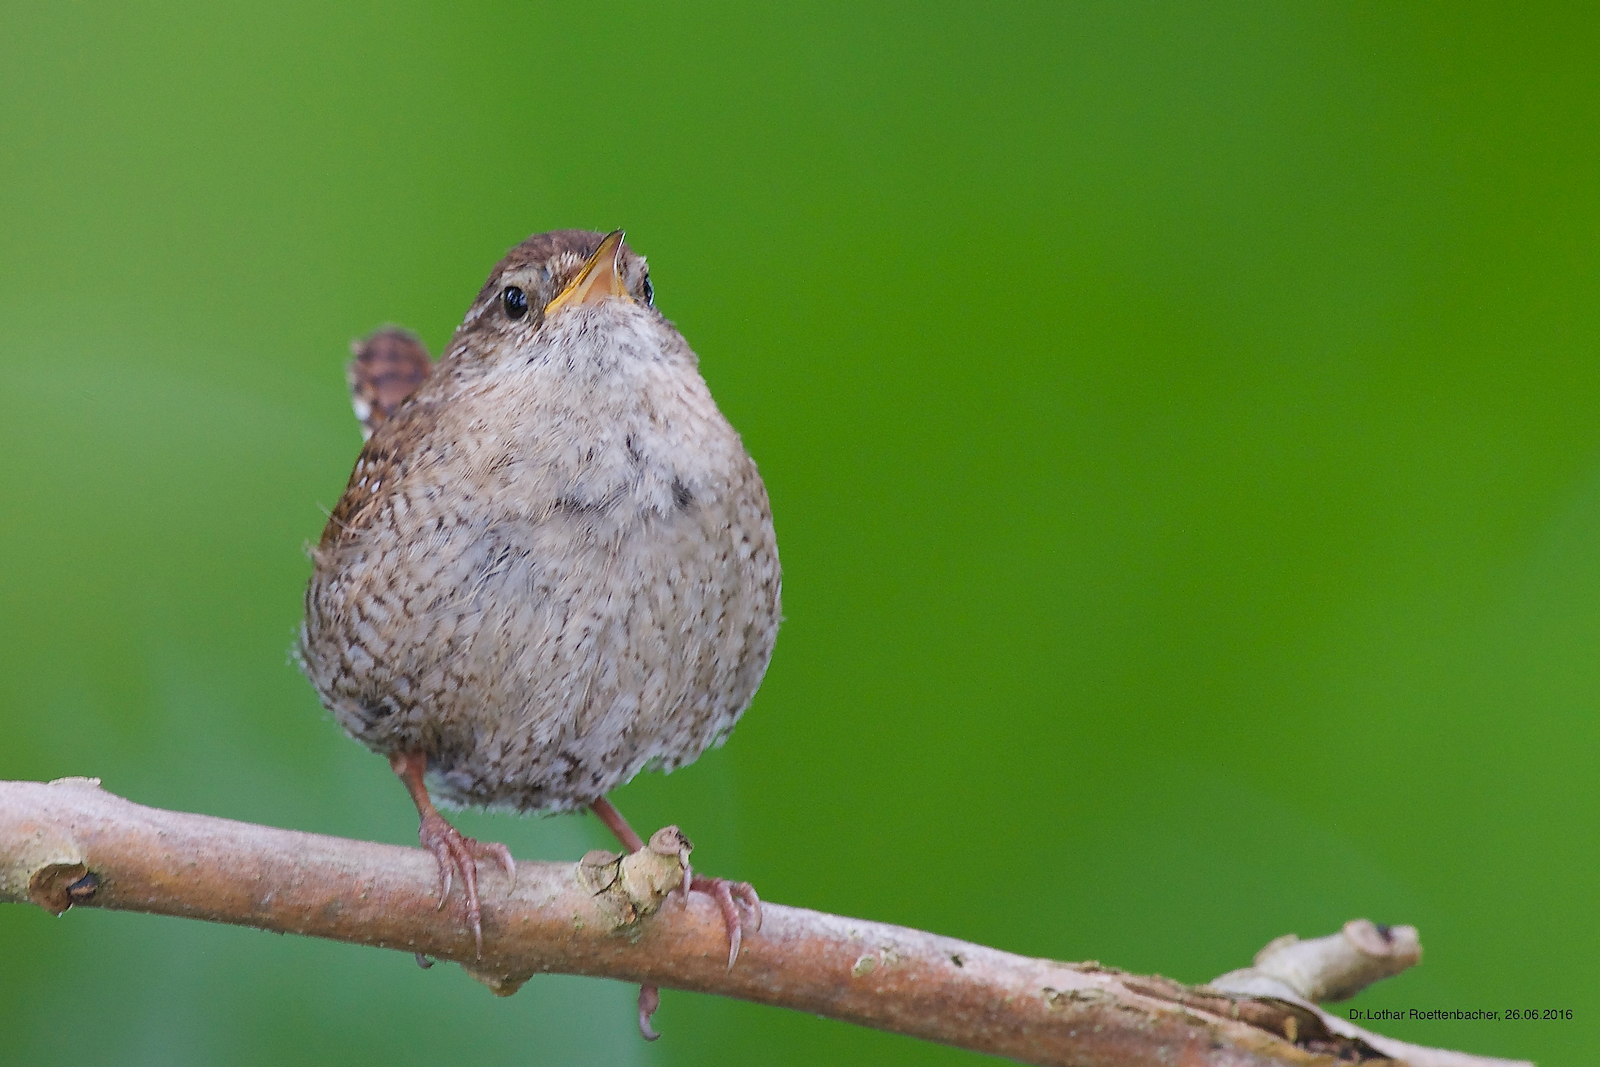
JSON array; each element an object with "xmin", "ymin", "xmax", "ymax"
[
  {"xmin": 590, "ymin": 796, "xmax": 645, "ymax": 852},
  {"xmin": 591, "ymin": 798, "xmax": 661, "ymax": 1038},
  {"xmin": 392, "ymin": 751, "xmax": 515, "ymax": 959}
]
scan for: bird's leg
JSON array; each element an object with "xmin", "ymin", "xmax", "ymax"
[
  {"xmin": 390, "ymin": 751, "xmax": 515, "ymax": 959},
  {"xmin": 590, "ymin": 798, "xmax": 660, "ymax": 1038},
  {"xmin": 590, "ymin": 795, "xmax": 645, "ymax": 851},
  {"xmin": 588, "ymin": 799, "xmax": 761, "ymax": 979}
]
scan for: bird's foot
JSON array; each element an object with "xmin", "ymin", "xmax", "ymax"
[
  {"xmin": 683, "ymin": 864, "xmax": 762, "ymax": 970},
  {"xmin": 416, "ymin": 809, "xmax": 515, "ymax": 958},
  {"xmin": 588, "ymin": 798, "xmax": 761, "ymax": 1036}
]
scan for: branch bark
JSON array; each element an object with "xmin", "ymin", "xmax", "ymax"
[{"xmin": 0, "ymin": 778, "xmax": 1528, "ymax": 1067}]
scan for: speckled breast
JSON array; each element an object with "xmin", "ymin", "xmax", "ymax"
[{"xmin": 302, "ymin": 469, "xmax": 779, "ymax": 813}]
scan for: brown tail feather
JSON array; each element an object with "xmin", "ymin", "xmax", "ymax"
[{"xmin": 348, "ymin": 327, "xmax": 433, "ymax": 439}]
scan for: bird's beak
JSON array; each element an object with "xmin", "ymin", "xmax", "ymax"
[{"xmin": 544, "ymin": 230, "xmax": 630, "ymax": 316}]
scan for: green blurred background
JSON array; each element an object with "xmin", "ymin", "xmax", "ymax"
[{"xmin": 2, "ymin": 2, "xmax": 1595, "ymax": 1063}]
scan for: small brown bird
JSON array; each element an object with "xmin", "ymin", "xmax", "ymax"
[{"xmin": 298, "ymin": 230, "xmax": 780, "ymax": 1036}]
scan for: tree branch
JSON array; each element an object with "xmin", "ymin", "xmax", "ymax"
[{"xmin": 1, "ymin": 778, "xmax": 1527, "ymax": 1067}]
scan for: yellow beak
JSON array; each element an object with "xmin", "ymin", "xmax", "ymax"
[{"xmin": 543, "ymin": 230, "xmax": 629, "ymax": 316}]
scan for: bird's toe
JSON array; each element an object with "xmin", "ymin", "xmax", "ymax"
[
  {"xmin": 637, "ymin": 984, "xmax": 662, "ymax": 1041},
  {"xmin": 690, "ymin": 874, "xmax": 760, "ymax": 969},
  {"xmin": 416, "ymin": 811, "xmax": 512, "ymax": 958}
]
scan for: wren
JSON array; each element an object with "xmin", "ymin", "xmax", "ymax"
[{"xmin": 298, "ymin": 230, "xmax": 780, "ymax": 1037}]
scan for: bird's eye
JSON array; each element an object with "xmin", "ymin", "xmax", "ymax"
[
  {"xmin": 502, "ymin": 286, "xmax": 528, "ymax": 319},
  {"xmin": 641, "ymin": 272, "xmax": 654, "ymax": 307}
]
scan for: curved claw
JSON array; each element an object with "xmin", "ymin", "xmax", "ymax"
[
  {"xmin": 690, "ymin": 874, "xmax": 760, "ymax": 970},
  {"xmin": 637, "ymin": 984, "xmax": 661, "ymax": 1041},
  {"xmin": 733, "ymin": 881, "xmax": 763, "ymax": 933},
  {"xmin": 433, "ymin": 858, "xmax": 453, "ymax": 911},
  {"xmin": 482, "ymin": 840, "xmax": 516, "ymax": 886}
]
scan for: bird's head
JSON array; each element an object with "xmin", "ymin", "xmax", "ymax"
[{"xmin": 451, "ymin": 229, "xmax": 657, "ymax": 363}]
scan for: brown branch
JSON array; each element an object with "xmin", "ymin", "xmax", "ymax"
[{"xmin": 1, "ymin": 778, "xmax": 1527, "ymax": 1067}]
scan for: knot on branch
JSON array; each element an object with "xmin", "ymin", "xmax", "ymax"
[
  {"xmin": 1, "ymin": 776, "xmax": 104, "ymax": 915},
  {"xmin": 576, "ymin": 825, "xmax": 691, "ymax": 928}
]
